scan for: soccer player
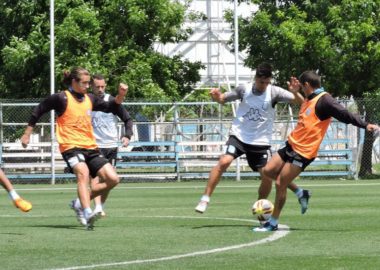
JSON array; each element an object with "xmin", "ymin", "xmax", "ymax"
[
  {"xmin": 195, "ymin": 63, "xmax": 311, "ymax": 215},
  {"xmin": 0, "ymin": 168, "xmax": 32, "ymax": 212},
  {"xmin": 254, "ymin": 70, "xmax": 379, "ymax": 232},
  {"xmin": 20, "ymin": 67, "xmax": 129, "ymax": 229},
  {"xmin": 90, "ymin": 74, "xmax": 133, "ymax": 217}
]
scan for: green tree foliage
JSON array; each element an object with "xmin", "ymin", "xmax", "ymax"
[
  {"xmin": 0, "ymin": 0, "xmax": 203, "ymax": 100},
  {"xmin": 227, "ymin": 0, "xmax": 380, "ymax": 97}
]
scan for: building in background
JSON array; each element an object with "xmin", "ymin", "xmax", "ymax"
[{"xmin": 154, "ymin": 0, "xmax": 258, "ymax": 90}]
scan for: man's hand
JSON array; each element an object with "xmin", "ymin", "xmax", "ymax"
[
  {"xmin": 21, "ymin": 126, "xmax": 33, "ymax": 148},
  {"xmin": 287, "ymin": 76, "xmax": 304, "ymax": 105},
  {"xmin": 287, "ymin": 76, "xmax": 301, "ymax": 93},
  {"xmin": 209, "ymin": 88, "xmax": 224, "ymax": 104},
  {"xmin": 115, "ymin": 83, "xmax": 128, "ymax": 104},
  {"xmin": 118, "ymin": 83, "xmax": 128, "ymax": 96},
  {"xmin": 367, "ymin": 124, "xmax": 379, "ymax": 133}
]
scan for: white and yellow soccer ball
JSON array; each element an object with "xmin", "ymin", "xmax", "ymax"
[{"xmin": 252, "ymin": 199, "xmax": 274, "ymax": 224}]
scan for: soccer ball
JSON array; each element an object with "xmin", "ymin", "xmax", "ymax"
[{"xmin": 252, "ymin": 199, "xmax": 274, "ymax": 224}]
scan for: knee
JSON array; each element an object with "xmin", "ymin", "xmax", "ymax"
[
  {"xmin": 109, "ymin": 174, "xmax": 120, "ymax": 187},
  {"xmin": 262, "ymin": 167, "xmax": 276, "ymax": 180},
  {"xmin": 216, "ymin": 160, "xmax": 231, "ymax": 172},
  {"xmin": 275, "ymin": 180, "xmax": 288, "ymax": 193}
]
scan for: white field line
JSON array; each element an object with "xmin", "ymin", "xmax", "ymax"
[
  {"xmin": 47, "ymin": 216, "xmax": 289, "ymax": 270},
  {"xmin": 3, "ymin": 181, "xmax": 380, "ymax": 193}
]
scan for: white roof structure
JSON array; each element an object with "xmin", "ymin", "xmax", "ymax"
[{"xmin": 154, "ymin": 0, "xmax": 258, "ymax": 90}]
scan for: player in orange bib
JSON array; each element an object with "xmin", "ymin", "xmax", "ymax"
[
  {"xmin": 254, "ymin": 70, "xmax": 379, "ymax": 232},
  {"xmin": 20, "ymin": 67, "xmax": 131, "ymax": 230}
]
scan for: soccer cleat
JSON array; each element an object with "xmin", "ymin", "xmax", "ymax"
[
  {"xmin": 252, "ymin": 221, "xmax": 278, "ymax": 232},
  {"xmin": 100, "ymin": 211, "xmax": 106, "ymax": 218},
  {"xmin": 86, "ymin": 211, "xmax": 102, "ymax": 230},
  {"xmin": 14, "ymin": 198, "xmax": 32, "ymax": 212},
  {"xmin": 195, "ymin": 200, "xmax": 209, "ymax": 213},
  {"xmin": 299, "ymin": 189, "xmax": 312, "ymax": 214},
  {"xmin": 69, "ymin": 200, "xmax": 87, "ymax": 226}
]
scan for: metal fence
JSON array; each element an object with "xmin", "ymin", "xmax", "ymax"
[{"xmin": 0, "ymin": 98, "xmax": 379, "ymax": 183}]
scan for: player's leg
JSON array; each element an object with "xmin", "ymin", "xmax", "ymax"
[
  {"xmin": 253, "ymin": 151, "xmax": 285, "ymax": 232},
  {"xmin": 254, "ymin": 144, "xmax": 313, "ymax": 232},
  {"xmin": 93, "ymin": 147, "xmax": 118, "ymax": 217},
  {"xmin": 91, "ymin": 176, "xmax": 106, "ymax": 217},
  {"xmin": 195, "ymin": 154, "xmax": 235, "ymax": 213},
  {"xmin": 195, "ymin": 136, "xmax": 244, "ymax": 213},
  {"xmin": 287, "ymin": 182, "xmax": 312, "ymax": 214},
  {"xmin": 0, "ymin": 168, "xmax": 32, "ymax": 212},
  {"xmin": 86, "ymin": 155, "xmax": 118, "ymax": 230},
  {"xmin": 257, "ymin": 168, "xmax": 272, "ymax": 199},
  {"xmin": 72, "ymin": 162, "xmax": 93, "ymax": 214},
  {"xmin": 254, "ymin": 160, "xmax": 302, "ymax": 232},
  {"xmin": 246, "ymin": 149, "xmax": 272, "ymax": 199},
  {"xmin": 91, "ymin": 162, "xmax": 119, "ymax": 199},
  {"xmin": 256, "ymin": 146, "xmax": 312, "ymax": 213},
  {"xmin": 273, "ymin": 163, "xmax": 302, "ymax": 219},
  {"xmin": 63, "ymin": 149, "xmax": 94, "ymax": 227}
]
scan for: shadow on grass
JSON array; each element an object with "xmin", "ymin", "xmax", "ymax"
[{"xmin": 28, "ymin": 224, "xmax": 87, "ymax": 230}]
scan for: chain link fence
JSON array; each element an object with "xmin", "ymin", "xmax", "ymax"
[{"xmin": 0, "ymin": 98, "xmax": 379, "ymax": 183}]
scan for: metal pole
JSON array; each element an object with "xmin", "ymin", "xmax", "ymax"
[
  {"xmin": 50, "ymin": 0, "xmax": 56, "ymax": 184},
  {"xmin": 234, "ymin": 0, "xmax": 241, "ymax": 181}
]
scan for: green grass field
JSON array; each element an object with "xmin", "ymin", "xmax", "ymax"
[{"xmin": 1, "ymin": 179, "xmax": 380, "ymax": 270}]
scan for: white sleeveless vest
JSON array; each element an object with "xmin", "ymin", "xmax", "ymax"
[
  {"xmin": 229, "ymin": 84, "xmax": 275, "ymax": 145},
  {"xmin": 91, "ymin": 94, "xmax": 119, "ymax": 148}
]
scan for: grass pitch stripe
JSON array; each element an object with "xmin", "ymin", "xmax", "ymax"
[{"xmin": 48, "ymin": 216, "xmax": 290, "ymax": 270}]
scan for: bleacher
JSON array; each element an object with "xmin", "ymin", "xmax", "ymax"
[{"xmin": 1, "ymin": 137, "xmax": 355, "ymax": 182}]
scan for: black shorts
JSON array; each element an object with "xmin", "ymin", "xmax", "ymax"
[
  {"xmin": 277, "ymin": 142, "xmax": 315, "ymax": 171},
  {"xmin": 62, "ymin": 148, "xmax": 109, "ymax": 178},
  {"xmin": 225, "ymin": 136, "xmax": 271, "ymax": 171},
  {"xmin": 99, "ymin": 147, "xmax": 118, "ymax": 167}
]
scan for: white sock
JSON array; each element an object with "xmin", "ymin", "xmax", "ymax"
[
  {"xmin": 83, "ymin": 207, "xmax": 93, "ymax": 220},
  {"xmin": 8, "ymin": 190, "xmax": 20, "ymax": 201},
  {"xmin": 295, "ymin": 188, "xmax": 304, "ymax": 198},
  {"xmin": 74, "ymin": 198, "xmax": 82, "ymax": 209},
  {"xmin": 94, "ymin": 204, "xmax": 103, "ymax": 212},
  {"xmin": 269, "ymin": 216, "xmax": 278, "ymax": 226},
  {"xmin": 201, "ymin": 195, "xmax": 210, "ymax": 203}
]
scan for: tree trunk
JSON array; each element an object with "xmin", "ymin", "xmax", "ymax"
[
  {"xmin": 358, "ymin": 99, "xmax": 375, "ymax": 178},
  {"xmin": 359, "ymin": 130, "xmax": 375, "ymax": 177}
]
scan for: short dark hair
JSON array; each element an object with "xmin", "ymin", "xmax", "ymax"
[
  {"xmin": 91, "ymin": 74, "xmax": 105, "ymax": 82},
  {"xmin": 299, "ymin": 71, "xmax": 321, "ymax": 88},
  {"xmin": 255, "ymin": 63, "xmax": 273, "ymax": 78}
]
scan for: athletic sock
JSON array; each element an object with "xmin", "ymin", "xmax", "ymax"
[
  {"xmin": 269, "ymin": 216, "xmax": 278, "ymax": 226},
  {"xmin": 294, "ymin": 188, "xmax": 304, "ymax": 198},
  {"xmin": 8, "ymin": 189, "xmax": 20, "ymax": 201},
  {"xmin": 94, "ymin": 204, "xmax": 103, "ymax": 213},
  {"xmin": 200, "ymin": 195, "xmax": 210, "ymax": 203},
  {"xmin": 83, "ymin": 208, "xmax": 93, "ymax": 220}
]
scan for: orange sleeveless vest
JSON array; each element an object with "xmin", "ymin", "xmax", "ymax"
[
  {"xmin": 56, "ymin": 91, "xmax": 97, "ymax": 153},
  {"xmin": 288, "ymin": 92, "xmax": 331, "ymax": 159}
]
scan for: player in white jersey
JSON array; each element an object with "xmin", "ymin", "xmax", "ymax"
[
  {"xmin": 195, "ymin": 63, "xmax": 311, "ymax": 214},
  {"xmin": 89, "ymin": 74, "xmax": 133, "ymax": 216}
]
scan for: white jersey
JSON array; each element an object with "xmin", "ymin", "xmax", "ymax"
[
  {"xmin": 91, "ymin": 94, "xmax": 119, "ymax": 148},
  {"xmin": 229, "ymin": 83, "xmax": 293, "ymax": 146}
]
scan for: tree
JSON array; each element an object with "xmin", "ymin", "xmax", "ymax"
[
  {"xmin": 227, "ymin": 0, "xmax": 380, "ymax": 176},
  {"xmin": 0, "ymin": 0, "xmax": 203, "ymax": 101}
]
